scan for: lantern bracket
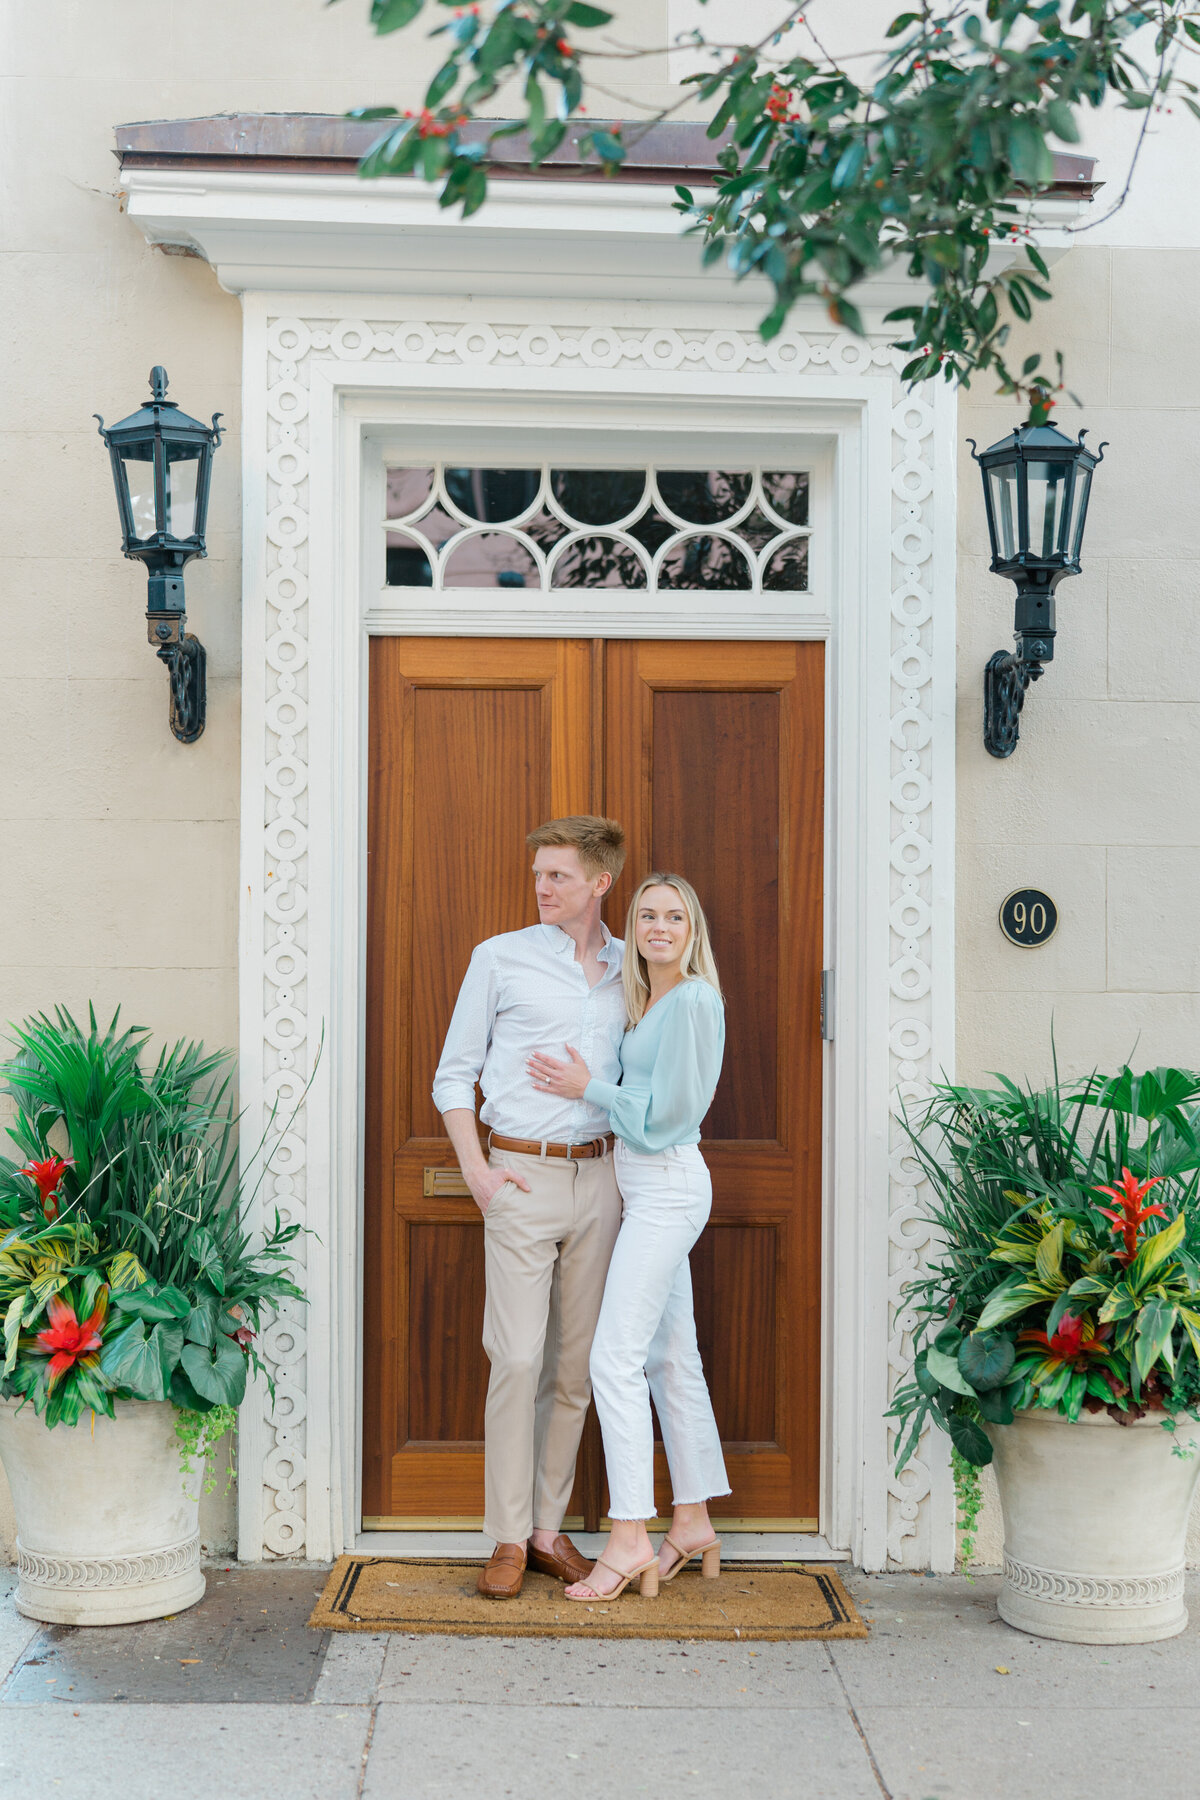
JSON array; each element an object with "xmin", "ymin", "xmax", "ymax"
[
  {"xmin": 157, "ymin": 635, "xmax": 207, "ymax": 745},
  {"xmin": 94, "ymin": 368, "xmax": 224, "ymax": 745},
  {"xmin": 984, "ymin": 647, "xmax": 1043, "ymax": 759}
]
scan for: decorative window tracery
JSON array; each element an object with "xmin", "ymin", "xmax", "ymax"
[{"xmin": 383, "ymin": 464, "xmax": 811, "ymax": 592}]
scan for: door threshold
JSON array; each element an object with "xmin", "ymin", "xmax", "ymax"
[{"xmin": 355, "ymin": 1529, "xmax": 849, "ymax": 1561}]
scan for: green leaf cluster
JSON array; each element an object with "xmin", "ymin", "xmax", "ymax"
[
  {"xmin": 889, "ymin": 1055, "xmax": 1200, "ymax": 1471},
  {"xmin": 0, "ymin": 1006, "xmax": 306, "ymax": 1429},
  {"xmin": 340, "ymin": 1, "xmax": 1200, "ymax": 410}
]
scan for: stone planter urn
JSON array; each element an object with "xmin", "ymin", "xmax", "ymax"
[
  {"xmin": 0, "ymin": 1397, "xmax": 206, "ymax": 1625},
  {"xmin": 986, "ymin": 1407, "xmax": 1200, "ymax": 1644}
]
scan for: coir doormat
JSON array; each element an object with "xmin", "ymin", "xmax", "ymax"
[{"xmin": 309, "ymin": 1557, "xmax": 867, "ymax": 1641}]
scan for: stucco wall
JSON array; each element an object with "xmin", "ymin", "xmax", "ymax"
[{"xmin": 956, "ymin": 243, "xmax": 1200, "ymax": 1089}]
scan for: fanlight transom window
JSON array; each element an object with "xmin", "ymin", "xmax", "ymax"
[{"xmin": 383, "ymin": 465, "xmax": 810, "ymax": 592}]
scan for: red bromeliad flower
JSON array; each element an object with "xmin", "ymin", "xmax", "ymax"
[
  {"xmin": 1094, "ymin": 1167, "xmax": 1169, "ymax": 1266},
  {"xmin": 231, "ymin": 1325, "xmax": 255, "ymax": 1351},
  {"xmin": 1019, "ymin": 1311, "xmax": 1113, "ymax": 1371},
  {"xmin": 19, "ymin": 1155, "xmax": 73, "ymax": 1221},
  {"xmin": 33, "ymin": 1291, "xmax": 107, "ymax": 1389}
]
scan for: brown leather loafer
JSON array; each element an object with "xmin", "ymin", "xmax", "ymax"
[
  {"xmin": 477, "ymin": 1542, "xmax": 526, "ymax": 1598},
  {"xmin": 526, "ymin": 1534, "xmax": 593, "ymax": 1584}
]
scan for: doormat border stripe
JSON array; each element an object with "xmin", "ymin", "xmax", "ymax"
[{"xmin": 309, "ymin": 1556, "xmax": 867, "ymax": 1640}]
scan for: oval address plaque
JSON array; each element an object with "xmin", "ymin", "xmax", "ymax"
[{"xmin": 999, "ymin": 888, "xmax": 1058, "ymax": 948}]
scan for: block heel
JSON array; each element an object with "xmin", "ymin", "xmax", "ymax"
[{"xmin": 659, "ymin": 1535, "xmax": 723, "ymax": 1582}]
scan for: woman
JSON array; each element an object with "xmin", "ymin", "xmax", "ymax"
[{"xmin": 527, "ymin": 872, "xmax": 730, "ymax": 1600}]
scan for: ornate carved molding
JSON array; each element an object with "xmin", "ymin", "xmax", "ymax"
[
  {"xmin": 1003, "ymin": 1552, "xmax": 1185, "ymax": 1608},
  {"xmin": 17, "ymin": 1535, "xmax": 201, "ymax": 1591},
  {"xmin": 254, "ymin": 311, "xmax": 943, "ymax": 1563}
]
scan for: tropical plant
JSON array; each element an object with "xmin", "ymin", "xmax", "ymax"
[
  {"xmin": 890, "ymin": 1061, "xmax": 1200, "ymax": 1471},
  {"xmin": 0, "ymin": 1007, "xmax": 302, "ymax": 1433},
  {"xmin": 342, "ymin": 0, "xmax": 1200, "ymax": 416}
]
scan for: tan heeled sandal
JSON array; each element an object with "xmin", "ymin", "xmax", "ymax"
[
  {"xmin": 659, "ymin": 1535, "xmax": 722, "ymax": 1581},
  {"xmin": 565, "ymin": 1555, "xmax": 660, "ymax": 1601}
]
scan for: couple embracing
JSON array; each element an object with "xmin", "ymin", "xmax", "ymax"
[{"xmin": 433, "ymin": 815, "xmax": 730, "ymax": 1601}]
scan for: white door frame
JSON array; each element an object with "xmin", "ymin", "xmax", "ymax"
[{"xmin": 235, "ymin": 294, "xmax": 958, "ymax": 1570}]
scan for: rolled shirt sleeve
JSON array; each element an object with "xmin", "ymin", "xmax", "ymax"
[
  {"xmin": 432, "ymin": 943, "xmax": 498, "ymax": 1115},
  {"xmin": 585, "ymin": 980, "xmax": 725, "ymax": 1154}
]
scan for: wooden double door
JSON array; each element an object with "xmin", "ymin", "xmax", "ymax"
[{"xmin": 363, "ymin": 637, "xmax": 824, "ymax": 1528}]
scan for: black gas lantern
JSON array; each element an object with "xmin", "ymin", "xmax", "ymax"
[
  {"xmin": 969, "ymin": 421, "xmax": 1105, "ymax": 757},
  {"xmin": 95, "ymin": 367, "xmax": 224, "ymax": 743}
]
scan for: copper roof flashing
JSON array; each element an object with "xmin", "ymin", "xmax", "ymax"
[{"xmin": 115, "ymin": 113, "xmax": 1099, "ymax": 196}]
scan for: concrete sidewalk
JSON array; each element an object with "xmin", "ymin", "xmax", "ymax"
[{"xmin": 2, "ymin": 1564, "xmax": 1198, "ymax": 1799}]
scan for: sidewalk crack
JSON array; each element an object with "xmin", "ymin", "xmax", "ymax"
[
  {"xmin": 355, "ymin": 1700, "xmax": 379, "ymax": 1799},
  {"xmin": 826, "ymin": 1647, "xmax": 892, "ymax": 1799}
]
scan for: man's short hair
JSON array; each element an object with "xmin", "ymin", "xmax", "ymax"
[{"xmin": 526, "ymin": 815, "xmax": 627, "ymax": 883}]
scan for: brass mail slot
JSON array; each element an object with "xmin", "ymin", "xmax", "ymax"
[{"xmin": 423, "ymin": 1166, "xmax": 472, "ymax": 1198}]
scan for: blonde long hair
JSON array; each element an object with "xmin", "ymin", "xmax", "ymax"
[{"xmin": 621, "ymin": 872, "xmax": 723, "ymax": 1028}]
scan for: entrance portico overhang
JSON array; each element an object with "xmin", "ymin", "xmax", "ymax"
[{"xmin": 117, "ymin": 119, "xmax": 1090, "ymax": 1569}]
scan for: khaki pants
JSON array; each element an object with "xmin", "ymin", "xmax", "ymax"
[{"xmin": 481, "ymin": 1147, "xmax": 622, "ymax": 1545}]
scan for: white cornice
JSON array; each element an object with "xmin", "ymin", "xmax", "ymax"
[{"xmin": 122, "ymin": 166, "xmax": 1087, "ymax": 307}]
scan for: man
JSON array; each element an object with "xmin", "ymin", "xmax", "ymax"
[{"xmin": 433, "ymin": 815, "xmax": 628, "ymax": 1598}]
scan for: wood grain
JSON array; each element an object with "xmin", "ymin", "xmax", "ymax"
[
  {"xmin": 604, "ymin": 641, "xmax": 824, "ymax": 1521},
  {"xmin": 363, "ymin": 638, "xmax": 595, "ymax": 1519},
  {"xmin": 365, "ymin": 637, "xmax": 824, "ymax": 1526}
]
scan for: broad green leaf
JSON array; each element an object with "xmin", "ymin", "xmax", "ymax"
[
  {"xmin": 1129, "ymin": 1213, "xmax": 1185, "ymax": 1287},
  {"xmin": 110, "ymin": 1284, "xmax": 190, "ymax": 1323},
  {"xmin": 181, "ymin": 1335, "xmax": 248, "ymax": 1407},
  {"xmin": 947, "ymin": 1412, "xmax": 993, "ymax": 1467},
  {"xmin": 189, "ymin": 1229, "xmax": 225, "ymax": 1297},
  {"xmin": 107, "ymin": 1250, "xmax": 147, "ymax": 1292},
  {"xmin": 370, "ymin": 0, "xmax": 424, "ymax": 32},
  {"xmin": 99, "ymin": 1318, "xmax": 166, "ymax": 1402},
  {"xmin": 957, "ymin": 1332, "xmax": 1015, "ymax": 1393},
  {"xmin": 914, "ymin": 1351, "xmax": 942, "ymax": 1399},
  {"xmin": 1035, "ymin": 1221, "xmax": 1065, "ymax": 1285},
  {"xmin": 152, "ymin": 1321, "xmax": 184, "ymax": 1384},
  {"xmin": 1135, "ymin": 1297, "xmax": 1178, "ymax": 1381},
  {"xmin": 564, "ymin": 2, "xmax": 613, "ymax": 24},
  {"xmin": 1045, "ymin": 100, "xmax": 1081, "ymax": 144},
  {"xmin": 976, "ymin": 1383, "xmax": 1017, "ymax": 1426},
  {"xmin": 1099, "ymin": 1284, "xmax": 1138, "ymax": 1324},
  {"xmin": 169, "ymin": 1366, "xmax": 211, "ymax": 1412},
  {"xmin": 977, "ymin": 1280, "xmax": 1041, "ymax": 1331},
  {"xmin": 926, "ymin": 1344, "xmax": 976, "ymax": 1396},
  {"xmin": 425, "ymin": 61, "xmax": 459, "ymax": 109}
]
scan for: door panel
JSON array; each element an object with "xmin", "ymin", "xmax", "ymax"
[
  {"xmin": 363, "ymin": 638, "xmax": 596, "ymax": 1522},
  {"xmin": 363, "ymin": 637, "xmax": 823, "ymax": 1528},
  {"xmin": 605, "ymin": 642, "xmax": 824, "ymax": 1523}
]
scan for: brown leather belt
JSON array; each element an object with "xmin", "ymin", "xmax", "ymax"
[{"xmin": 489, "ymin": 1131, "xmax": 613, "ymax": 1161}]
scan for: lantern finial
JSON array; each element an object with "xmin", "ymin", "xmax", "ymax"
[{"xmin": 150, "ymin": 366, "xmax": 169, "ymax": 402}]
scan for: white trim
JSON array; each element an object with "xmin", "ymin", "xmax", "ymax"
[
  {"xmin": 125, "ymin": 165, "xmax": 1086, "ymax": 308},
  {"xmin": 354, "ymin": 1531, "xmax": 849, "ymax": 1562},
  {"xmin": 237, "ymin": 297, "xmax": 956, "ymax": 1570}
]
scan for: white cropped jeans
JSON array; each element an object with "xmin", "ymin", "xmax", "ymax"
[{"xmin": 588, "ymin": 1139, "xmax": 731, "ymax": 1521}]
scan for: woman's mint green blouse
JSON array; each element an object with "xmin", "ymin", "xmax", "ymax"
[{"xmin": 584, "ymin": 978, "xmax": 725, "ymax": 1154}]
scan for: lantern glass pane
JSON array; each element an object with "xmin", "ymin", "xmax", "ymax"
[
  {"xmin": 1026, "ymin": 460, "xmax": 1069, "ymax": 560},
  {"xmin": 1069, "ymin": 465, "xmax": 1092, "ymax": 560},
  {"xmin": 165, "ymin": 443, "xmax": 203, "ymax": 539},
  {"xmin": 119, "ymin": 440, "xmax": 158, "ymax": 540},
  {"xmin": 987, "ymin": 465, "xmax": 1020, "ymax": 560}
]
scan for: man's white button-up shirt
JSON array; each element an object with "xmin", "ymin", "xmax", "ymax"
[{"xmin": 432, "ymin": 923, "xmax": 626, "ymax": 1142}]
